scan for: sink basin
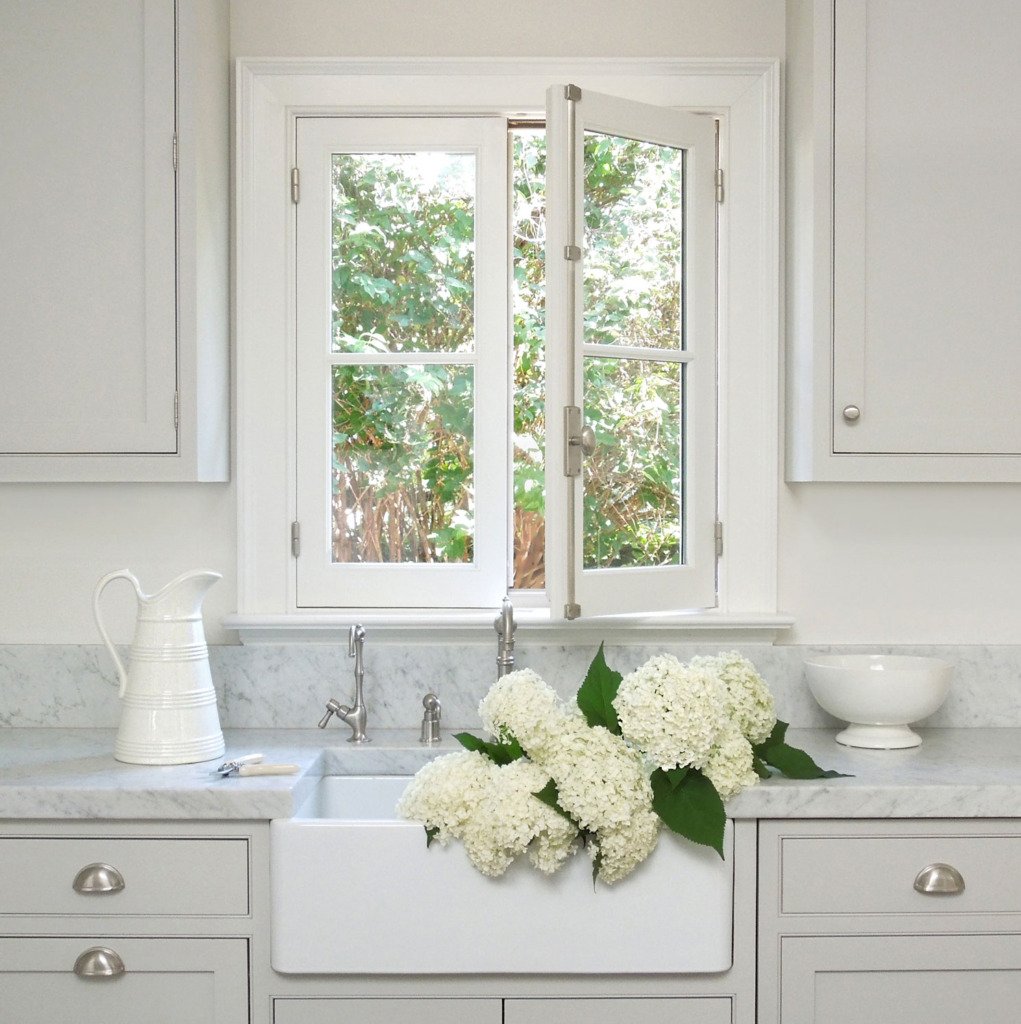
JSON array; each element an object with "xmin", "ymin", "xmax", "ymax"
[{"xmin": 271, "ymin": 775, "xmax": 733, "ymax": 975}]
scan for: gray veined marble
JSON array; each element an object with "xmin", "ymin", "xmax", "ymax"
[{"xmin": 4, "ymin": 641, "xmax": 1021, "ymax": 731}]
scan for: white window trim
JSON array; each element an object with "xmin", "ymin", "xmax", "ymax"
[{"xmin": 228, "ymin": 57, "xmax": 787, "ymax": 644}]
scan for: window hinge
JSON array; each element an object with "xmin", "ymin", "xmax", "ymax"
[
  {"xmin": 564, "ymin": 244, "xmax": 582, "ymax": 262},
  {"xmin": 291, "ymin": 167, "xmax": 300, "ymax": 204},
  {"xmin": 715, "ymin": 167, "xmax": 724, "ymax": 205},
  {"xmin": 714, "ymin": 521, "xmax": 724, "ymax": 558},
  {"xmin": 173, "ymin": 391, "xmax": 179, "ymax": 429},
  {"xmin": 291, "ymin": 521, "xmax": 301, "ymax": 558},
  {"xmin": 172, "ymin": 132, "xmax": 178, "ymax": 173},
  {"xmin": 564, "ymin": 84, "xmax": 582, "ymax": 102}
]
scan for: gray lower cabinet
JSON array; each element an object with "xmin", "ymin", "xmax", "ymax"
[
  {"xmin": 0, "ymin": 936, "xmax": 248, "ymax": 1024},
  {"xmin": 759, "ymin": 819, "xmax": 1021, "ymax": 1023},
  {"xmin": 778, "ymin": 934, "xmax": 1021, "ymax": 1024},
  {"xmin": 273, "ymin": 998, "xmax": 730, "ymax": 1024},
  {"xmin": 272, "ymin": 999, "xmax": 502, "ymax": 1024},
  {"xmin": 0, "ymin": 823, "xmax": 255, "ymax": 1023}
]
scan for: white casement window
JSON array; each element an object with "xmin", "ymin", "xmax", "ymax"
[
  {"xmin": 232, "ymin": 61, "xmax": 782, "ymax": 637},
  {"xmin": 295, "ymin": 117, "xmax": 510, "ymax": 607}
]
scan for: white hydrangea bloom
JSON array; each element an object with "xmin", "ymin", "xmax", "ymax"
[
  {"xmin": 395, "ymin": 750, "xmax": 493, "ymax": 845},
  {"xmin": 691, "ymin": 651, "xmax": 777, "ymax": 745},
  {"xmin": 460, "ymin": 759, "xmax": 579, "ymax": 878},
  {"xmin": 702, "ymin": 719, "xmax": 759, "ymax": 800},
  {"xmin": 589, "ymin": 808, "xmax": 661, "ymax": 885},
  {"xmin": 613, "ymin": 654, "xmax": 728, "ymax": 770},
  {"xmin": 398, "ymin": 751, "xmax": 579, "ymax": 879},
  {"xmin": 478, "ymin": 668, "xmax": 565, "ymax": 755},
  {"xmin": 539, "ymin": 714, "xmax": 653, "ymax": 834}
]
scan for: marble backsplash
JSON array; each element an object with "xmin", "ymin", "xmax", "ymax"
[{"xmin": 3, "ymin": 641, "xmax": 1021, "ymax": 731}]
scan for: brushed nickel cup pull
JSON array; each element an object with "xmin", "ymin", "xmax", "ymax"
[
  {"xmin": 72, "ymin": 862, "xmax": 125, "ymax": 894},
  {"xmin": 913, "ymin": 862, "xmax": 965, "ymax": 895},
  {"xmin": 73, "ymin": 946, "xmax": 126, "ymax": 978}
]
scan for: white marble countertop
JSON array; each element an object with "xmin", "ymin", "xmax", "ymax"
[{"xmin": 1, "ymin": 727, "xmax": 1019, "ymax": 821}]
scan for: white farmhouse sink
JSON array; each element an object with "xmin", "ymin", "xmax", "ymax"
[{"xmin": 270, "ymin": 775, "xmax": 733, "ymax": 975}]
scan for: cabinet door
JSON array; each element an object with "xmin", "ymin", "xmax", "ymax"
[
  {"xmin": 0, "ymin": 0, "xmax": 178, "ymax": 457},
  {"xmin": 273, "ymin": 998, "xmax": 502, "ymax": 1024},
  {"xmin": 505, "ymin": 998, "xmax": 732, "ymax": 1024},
  {"xmin": 0, "ymin": 936, "xmax": 248, "ymax": 1024},
  {"xmin": 831, "ymin": 0, "xmax": 1021, "ymax": 459},
  {"xmin": 786, "ymin": 0, "xmax": 1021, "ymax": 480},
  {"xmin": 780, "ymin": 934, "xmax": 1021, "ymax": 1023}
]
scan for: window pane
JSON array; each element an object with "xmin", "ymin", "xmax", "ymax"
[
  {"xmin": 582, "ymin": 357, "xmax": 682, "ymax": 570},
  {"xmin": 583, "ymin": 133, "xmax": 684, "ymax": 350},
  {"xmin": 332, "ymin": 152, "xmax": 475, "ymax": 354},
  {"xmin": 332, "ymin": 364, "xmax": 474, "ymax": 564},
  {"xmin": 511, "ymin": 128, "xmax": 547, "ymax": 590}
]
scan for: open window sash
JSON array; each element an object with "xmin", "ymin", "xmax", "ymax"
[
  {"xmin": 294, "ymin": 117, "xmax": 509, "ymax": 609},
  {"xmin": 544, "ymin": 86, "xmax": 718, "ymax": 619}
]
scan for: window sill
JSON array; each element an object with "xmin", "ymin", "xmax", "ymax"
[{"xmin": 223, "ymin": 610, "xmax": 794, "ymax": 645}]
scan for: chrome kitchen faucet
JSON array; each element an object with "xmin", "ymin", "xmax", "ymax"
[{"xmin": 317, "ymin": 624, "xmax": 369, "ymax": 742}]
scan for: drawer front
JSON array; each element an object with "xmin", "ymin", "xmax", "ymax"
[
  {"xmin": 505, "ymin": 998, "xmax": 732, "ymax": 1024},
  {"xmin": 0, "ymin": 837, "xmax": 249, "ymax": 917},
  {"xmin": 778, "ymin": 830, "xmax": 1021, "ymax": 917},
  {"xmin": 0, "ymin": 937, "xmax": 248, "ymax": 1024},
  {"xmin": 274, "ymin": 1000, "xmax": 502, "ymax": 1024}
]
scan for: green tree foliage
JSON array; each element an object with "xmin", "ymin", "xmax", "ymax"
[{"xmin": 330, "ymin": 135, "xmax": 686, "ymax": 575}]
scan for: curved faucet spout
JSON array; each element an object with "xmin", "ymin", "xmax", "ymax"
[{"xmin": 318, "ymin": 625, "xmax": 370, "ymax": 741}]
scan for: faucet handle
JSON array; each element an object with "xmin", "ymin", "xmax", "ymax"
[
  {"xmin": 420, "ymin": 692, "xmax": 442, "ymax": 745},
  {"xmin": 318, "ymin": 697, "xmax": 342, "ymax": 729}
]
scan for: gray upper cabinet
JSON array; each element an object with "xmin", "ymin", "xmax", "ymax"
[
  {"xmin": 0, "ymin": 0, "xmax": 228, "ymax": 481},
  {"xmin": 786, "ymin": 0, "xmax": 1021, "ymax": 481}
]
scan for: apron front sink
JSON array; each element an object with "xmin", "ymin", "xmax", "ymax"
[{"xmin": 270, "ymin": 775, "xmax": 734, "ymax": 975}]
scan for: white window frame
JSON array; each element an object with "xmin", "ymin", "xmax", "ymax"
[
  {"xmin": 229, "ymin": 58, "xmax": 786, "ymax": 643},
  {"xmin": 294, "ymin": 116, "xmax": 509, "ymax": 608}
]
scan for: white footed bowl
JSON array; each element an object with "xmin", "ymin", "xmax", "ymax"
[{"xmin": 804, "ymin": 655, "xmax": 952, "ymax": 749}]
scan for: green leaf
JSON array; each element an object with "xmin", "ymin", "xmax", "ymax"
[
  {"xmin": 425, "ymin": 826, "xmax": 439, "ymax": 847},
  {"xmin": 650, "ymin": 767, "xmax": 727, "ymax": 858},
  {"xmin": 532, "ymin": 780, "xmax": 578, "ymax": 825},
  {"xmin": 575, "ymin": 642, "xmax": 623, "ymax": 734},
  {"xmin": 752, "ymin": 719, "xmax": 850, "ymax": 780},
  {"xmin": 453, "ymin": 731, "xmax": 524, "ymax": 766},
  {"xmin": 751, "ymin": 754, "xmax": 772, "ymax": 780}
]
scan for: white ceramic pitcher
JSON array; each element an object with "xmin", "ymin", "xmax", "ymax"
[{"xmin": 93, "ymin": 569, "xmax": 225, "ymax": 765}]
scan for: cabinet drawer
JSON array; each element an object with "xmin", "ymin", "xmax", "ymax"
[
  {"xmin": 0, "ymin": 936, "xmax": 247, "ymax": 1024},
  {"xmin": 273, "ymin": 999, "xmax": 502, "ymax": 1024},
  {"xmin": 505, "ymin": 998, "xmax": 732, "ymax": 1024},
  {"xmin": 0, "ymin": 837, "xmax": 249, "ymax": 916},
  {"xmin": 778, "ymin": 829, "xmax": 1021, "ymax": 917}
]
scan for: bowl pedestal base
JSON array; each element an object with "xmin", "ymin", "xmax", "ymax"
[{"xmin": 835, "ymin": 723, "xmax": 922, "ymax": 749}]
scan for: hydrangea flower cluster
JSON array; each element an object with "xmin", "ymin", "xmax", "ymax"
[
  {"xmin": 479, "ymin": 669, "xmax": 659, "ymax": 883},
  {"xmin": 399, "ymin": 650, "xmax": 789, "ymax": 886},
  {"xmin": 396, "ymin": 749, "xmax": 578, "ymax": 878},
  {"xmin": 614, "ymin": 651, "xmax": 777, "ymax": 801}
]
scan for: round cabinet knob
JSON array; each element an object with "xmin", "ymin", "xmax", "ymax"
[
  {"xmin": 72, "ymin": 862, "xmax": 125, "ymax": 894},
  {"xmin": 73, "ymin": 946, "xmax": 126, "ymax": 978},
  {"xmin": 913, "ymin": 862, "xmax": 965, "ymax": 895},
  {"xmin": 842, "ymin": 404, "xmax": 861, "ymax": 423}
]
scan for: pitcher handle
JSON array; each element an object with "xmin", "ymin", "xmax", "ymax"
[{"xmin": 93, "ymin": 570, "xmax": 141, "ymax": 698}]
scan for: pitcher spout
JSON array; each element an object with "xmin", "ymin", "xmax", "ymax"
[{"xmin": 141, "ymin": 569, "xmax": 222, "ymax": 620}]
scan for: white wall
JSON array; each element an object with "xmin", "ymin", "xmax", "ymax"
[
  {"xmin": 4, "ymin": 0, "xmax": 1018, "ymax": 647},
  {"xmin": 229, "ymin": 0, "xmax": 787, "ymax": 59}
]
